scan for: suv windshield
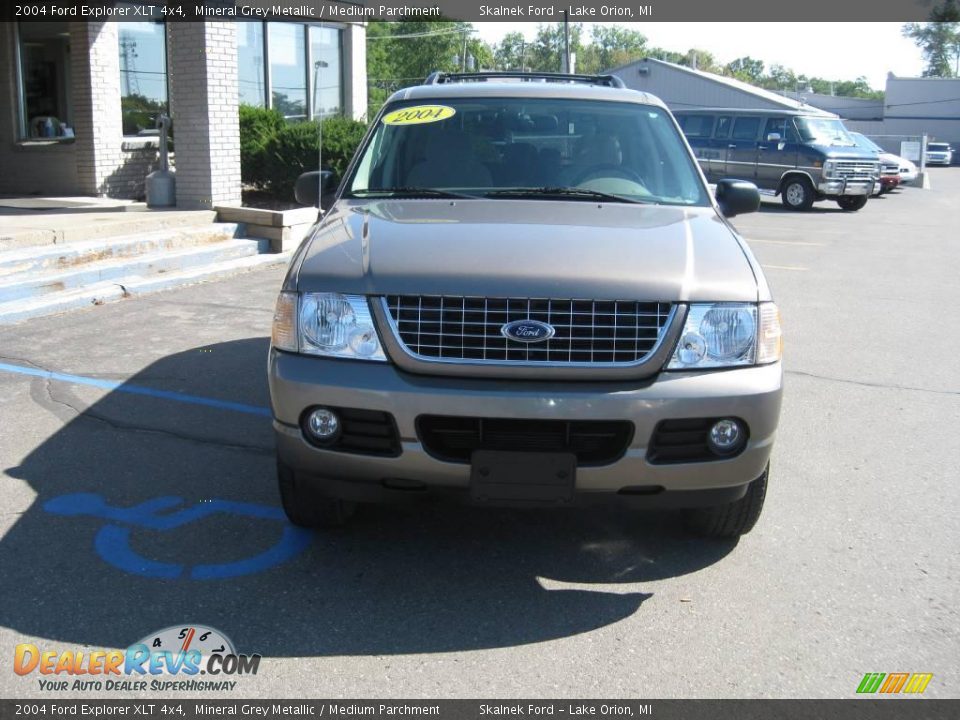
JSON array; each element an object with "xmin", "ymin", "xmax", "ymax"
[
  {"xmin": 794, "ymin": 117, "xmax": 856, "ymax": 147},
  {"xmin": 928, "ymin": 143, "xmax": 950, "ymax": 151},
  {"xmin": 347, "ymin": 97, "xmax": 709, "ymax": 206}
]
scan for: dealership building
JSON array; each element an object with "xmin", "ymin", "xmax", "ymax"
[{"xmin": 0, "ymin": 19, "xmax": 367, "ymax": 208}]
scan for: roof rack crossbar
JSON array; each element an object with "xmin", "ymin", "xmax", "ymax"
[{"xmin": 424, "ymin": 71, "xmax": 625, "ymax": 89}]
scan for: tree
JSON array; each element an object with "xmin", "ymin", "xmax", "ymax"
[
  {"xmin": 366, "ymin": 21, "xmax": 491, "ymax": 117},
  {"xmin": 583, "ymin": 25, "xmax": 647, "ymax": 72},
  {"xmin": 726, "ymin": 56, "xmax": 765, "ymax": 83},
  {"xmin": 527, "ymin": 22, "xmax": 585, "ymax": 73},
  {"xmin": 493, "ymin": 32, "xmax": 528, "ymax": 70},
  {"xmin": 902, "ymin": 0, "xmax": 960, "ymax": 77}
]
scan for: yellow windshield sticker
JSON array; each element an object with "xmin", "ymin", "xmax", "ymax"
[{"xmin": 382, "ymin": 105, "xmax": 456, "ymax": 126}]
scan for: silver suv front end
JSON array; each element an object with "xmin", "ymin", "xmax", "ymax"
[{"xmin": 269, "ymin": 293, "xmax": 782, "ymax": 504}]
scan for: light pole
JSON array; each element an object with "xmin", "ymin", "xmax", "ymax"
[{"xmin": 313, "ymin": 59, "xmax": 329, "ymax": 210}]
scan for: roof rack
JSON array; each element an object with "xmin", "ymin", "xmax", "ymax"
[{"xmin": 423, "ymin": 71, "xmax": 626, "ymax": 89}]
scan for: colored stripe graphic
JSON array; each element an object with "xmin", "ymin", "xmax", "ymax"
[
  {"xmin": 857, "ymin": 673, "xmax": 885, "ymax": 694},
  {"xmin": 903, "ymin": 674, "xmax": 934, "ymax": 694},
  {"xmin": 880, "ymin": 673, "xmax": 909, "ymax": 694},
  {"xmin": 857, "ymin": 672, "xmax": 933, "ymax": 694}
]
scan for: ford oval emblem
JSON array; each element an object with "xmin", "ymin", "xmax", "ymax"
[{"xmin": 501, "ymin": 319, "xmax": 555, "ymax": 343}]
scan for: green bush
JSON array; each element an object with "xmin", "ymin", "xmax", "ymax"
[
  {"xmin": 263, "ymin": 116, "xmax": 368, "ymax": 199},
  {"xmin": 239, "ymin": 104, "xmax": 285, "ymax": 186}
]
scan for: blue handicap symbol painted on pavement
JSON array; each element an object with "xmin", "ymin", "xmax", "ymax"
[{"xmin": 43, "ymin": 493, "xmax": 313, "ymax": 580}]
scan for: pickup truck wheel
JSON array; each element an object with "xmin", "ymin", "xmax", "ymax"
[
  {"xmin": 781, "ymin": 177, "xmax": 814, "ymax": 211},
  {"xmin": 277, "ymin": 459, "xmax": 354, "ymax": 528},
  {"xmin": 683, "ymin": 465, "xmax": 768, "ymax": 539},
  {"xmin": 837, "ymin": 196, "xmax": 868, "ymax": 211}
]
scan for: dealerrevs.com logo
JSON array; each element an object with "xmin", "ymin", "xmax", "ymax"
[{"xmin": 14, "ymin": 625, "xmax": 260, "ymax": 693}]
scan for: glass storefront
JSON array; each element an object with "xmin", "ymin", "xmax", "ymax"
[
  {"xmin": 238, "ymin": 22, "xmax": 344, "ymax": 120},
  {"xmin": 117, "ymin": 21, "xmax": 168, "ymax": 136}
]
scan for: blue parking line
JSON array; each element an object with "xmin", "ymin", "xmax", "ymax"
[{"xmin": 0, "ymin": 361, "xmax": 272, "ymax": 418}]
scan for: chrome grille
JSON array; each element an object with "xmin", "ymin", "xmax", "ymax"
[
  {"xmin": 835, "ymin": 160, "xmax": 879, "ymax": 179},
  {"xmin": 383, "ymin": 295, "xmax": 673, "ymax": 365}
]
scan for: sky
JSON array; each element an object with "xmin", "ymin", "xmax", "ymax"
[{"xmin": 472, "ymin": 22, "xmax": 925, "ymax": 91}]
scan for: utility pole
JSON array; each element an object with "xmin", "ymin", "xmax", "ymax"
[{"xmin": 562, "ymin": 13, "xmax": 570, "ymax": 73}]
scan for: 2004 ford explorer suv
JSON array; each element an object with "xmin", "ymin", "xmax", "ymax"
[
  {"xmin": 268, "ymin": 72, "xmax": 784, "ymax": 539},
  {"xmin": 674, "ymin": 108, "xmax": 880, "ymax": 212}
]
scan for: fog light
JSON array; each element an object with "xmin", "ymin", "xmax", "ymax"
[
  {"xmin": 708, "ymin": 419, "xmax": 744, "ymax": 455},
  {"xmin": 305, "ymin": 407, "xmax": 340, "ymax": 443}
]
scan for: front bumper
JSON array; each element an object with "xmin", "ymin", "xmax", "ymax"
[
  {"xmin": 817, "ymin": 178, "xmax": 874, "ymax": 196},
  {"xmin": 269, "ymin": 350, "xmax": 783, "ymax": 501}
]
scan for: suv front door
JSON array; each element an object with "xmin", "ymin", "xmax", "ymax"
[{"xmin": 757, "ymin": 117, "xmax": 800, "ymax": 189}]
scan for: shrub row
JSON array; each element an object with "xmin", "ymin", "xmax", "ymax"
[{"xmin": 239, "ymin": 105, "xmax": 368, "ymax": 200}]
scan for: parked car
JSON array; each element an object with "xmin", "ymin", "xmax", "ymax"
[
  {"xmin": 925, "ymin": 142, "xmax": 953, "ymax": 166},
  {"xmin": 270, "ymin": 72, "xmax": 783, "ymax": 539},
  {"xmin": 674, "ymin": 108, "xmax": 879, "ymax": 211},
  {"xmin": 849, "ymin": 132, "xmax": 901, "ymax": 193},
  {"xmin": 898, "ymin": 158, "xmax": 918, "ymax": 185}
]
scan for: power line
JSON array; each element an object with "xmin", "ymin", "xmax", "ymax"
[{"xmin": 368, "ymin": 27, "xmax": 471, "ymax": 41}]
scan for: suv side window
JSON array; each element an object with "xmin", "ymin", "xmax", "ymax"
[
  {"xmin": 679, "ymin": 115, "xmax": 715, "ymax": 138},
  {"xmin": 714, "ymin": 116, "xmax": 732, "ymax": 139},
  {"xmin": 732, "ymin": 117, "xmax": 761, "ymax": 141},
  {"xmin": 764, "ymin": 117, "xmax": 787, "ymax": 139}
]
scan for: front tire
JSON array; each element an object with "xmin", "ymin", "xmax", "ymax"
[
  {"xmin": 277, "ymin": 458, "xmax": 354, "ymax": 528},
  {"xmin": 837, "ymin": 195, "xmax": 868, "ymax": 211},
  {"xmin": 781, "ymin": 177, "xmax": 814, "ymax": 211},
  {"xmin": 684, "ymin": 466, "xmax": 768, "ymax": 539}
]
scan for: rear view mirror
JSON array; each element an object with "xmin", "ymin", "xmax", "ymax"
[
  {"xmin": 766, "ymin": 133, "xmax": 782, "ymax": 142},
  {"xmin": 716, "ymin": 179, "xmax": 761, "ymax": 218},
  {"xmin": 294, "ymin": 170, "xmax": 337, "ymax": 208}
]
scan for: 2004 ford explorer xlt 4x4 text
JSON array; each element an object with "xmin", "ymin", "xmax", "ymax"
[{"xmin": 268, "ymin": 72, "xmax": 784, "ymax": 539}]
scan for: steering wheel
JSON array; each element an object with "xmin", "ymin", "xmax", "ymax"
[{"xmin": 573, "ymin": 165, "xmax": 645, "ymax": 186}]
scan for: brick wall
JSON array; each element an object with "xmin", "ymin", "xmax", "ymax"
[
  {"xmin": 69, "ymin": 22, "xmax": 126, "ymax": 197},
  {"xmin": 167, "ymin": 22, "xmax": 241, "ymax": 209}
]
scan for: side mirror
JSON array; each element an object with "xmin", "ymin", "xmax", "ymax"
[
  {"xmin": 716, "ymin": 179, "xmax": 760, "ymax": 218},
  {"xmin": 294, "ymin": 170, "xmax": 337, "ymax": 208},
  {"xmin": 766, "ymin": 133, "xmax": 782, "ymax": 142}
]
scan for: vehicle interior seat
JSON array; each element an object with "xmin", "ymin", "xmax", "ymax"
[
  {"xmin": 498, "ymin": 142, "xmax": 539, "ymax": 186},
  {"xmin": 407, "ymin": 130, "xmax": 493, "ymax": 188}
]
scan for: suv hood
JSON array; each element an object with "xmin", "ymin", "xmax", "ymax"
[{"xmin": 295, "ymin": 199, "xmax": 759, "ymax": 302}]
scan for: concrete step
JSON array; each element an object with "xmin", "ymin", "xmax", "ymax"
[
  {"xmin": 0, "ymin": 251, "xmax": 292, "ymax": 325},
  {"xmin": 0, "ymin": 209, "xmax": 219, "ymax": 252},
  {"xmin": 0, "ymin": 237, "xmax": 267, "ymax": 303},
  {"xmin": 0, "ymin": 223, "xmax": 243, "ymax": 280}
]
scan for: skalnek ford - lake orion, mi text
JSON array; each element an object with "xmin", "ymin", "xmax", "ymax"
[{"xmin": 480, "ymin": 4, "xmax": 647, "ymax": 17}]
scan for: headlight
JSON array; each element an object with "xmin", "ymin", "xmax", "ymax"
[
  {"xmin": 667, "ymin": 302, "xmax": 781, "ymax": 370},
  {"xmin": 270, "ymin": 292, "xmax": 387, "ymax": 361},
  {"xmin": 822, "ymin": 160, "xmax": 836, "ymax": 179}
]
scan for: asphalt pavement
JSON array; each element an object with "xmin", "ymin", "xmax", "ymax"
[{"xmin": 1, "ymin": 170, "xmax": 957, "ymax": 699}]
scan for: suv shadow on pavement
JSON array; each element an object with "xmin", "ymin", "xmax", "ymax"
[{"xmin": 1, "ymin": 338, "xmax": 736, "ymax": 657}]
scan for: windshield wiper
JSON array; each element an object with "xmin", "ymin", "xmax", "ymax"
[
  {"xmin": 349, "ymin": 187, "xmax": 479, "ymax": 199},
  {"xmin": 484, "ymin": 186, "xmax": 652, "ymax": 204}
]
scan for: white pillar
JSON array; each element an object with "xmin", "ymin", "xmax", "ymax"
[
  {"xmin": 343, "ymin": 23, "xmax": 368, "ymax": 121},
  {"xmin": 167, "ymin": 22, "xmax": 241, "ymax": 209}
]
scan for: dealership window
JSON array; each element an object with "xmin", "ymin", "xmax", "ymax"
[
  {"xmin": 118, "ymin": 21, "xmax": 168, "ymax": 136},
  {"xmin": 17, "ymin": 22, "xmax": 72, "ymax": 139},
  {"xmin": 238, "ymin": 22, "xmax": 344, "ymax": 119},
  {"xmin": 310, "ymin": 25, "xmax": 342, "ymax": 118},
  {"xmin": 268, "ymin": 22, "xmax": 307, "ymax": 119},
  {"xmin": 237, "ymin": 22, "xmax": 266, "ymax": 107}
]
